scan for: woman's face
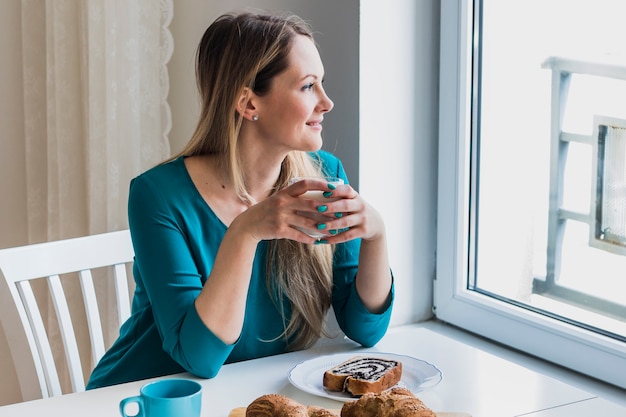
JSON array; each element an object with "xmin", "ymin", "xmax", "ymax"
[{"xmin": 252, "ymin": 35, "xmax": 334, "ymax": 153}]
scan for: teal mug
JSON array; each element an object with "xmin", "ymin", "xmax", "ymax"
[{"xmin": 119, "ymin": 378, "xmax": 202, "ymax": 417}]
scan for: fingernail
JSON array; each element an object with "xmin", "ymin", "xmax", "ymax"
[
  {"xmin": 317, "ymin": 223, "xmax": 327, "ymax": 230},
  {"xmin": 317, "ymin": 205, "xmax": 328, "ymax": 213},
  {"xmin": 314, "ymin": 239, "xmax": 328, "ymax": 245},
  {"xmin": 340, "ymin": 227, "xmax": 350, "ymax": 233},
  {"xmin": 329, "ymin": 229, "xmax": 338, "ymax": 235},
  {"xmin": 323, "ymin": 191, "xmax": 333, "ymax": 198},
  {"xmin": 334, "ymin": 212, "xmax": 343, "ymax": 218},
  {"xmin": 327, "ymin": 183, "xmax": 337, "ymax": 190}
]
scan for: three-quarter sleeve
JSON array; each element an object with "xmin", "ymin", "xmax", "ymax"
[
  {"xmin": 331, "ymin": 238, "xmax": 394, "ymax": 347},
  {"xmin": 128, "ymin": 174, "xmax": 234, "ymax": 378}
]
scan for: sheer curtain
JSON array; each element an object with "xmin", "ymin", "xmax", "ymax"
[
  {"xmin": 22, "ymin": 0, "xmax": 173, "ymax": 242},
  {"xmin": 19, "ymin": 0, "xmax": 173, "ymax": 393}
]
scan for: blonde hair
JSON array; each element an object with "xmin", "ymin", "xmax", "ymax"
[{"xmin": 172, "ymin": 11, "xmax": 334, "ymax": 350}]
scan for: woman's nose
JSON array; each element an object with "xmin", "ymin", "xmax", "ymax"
[{"xmin": 319, "ymin": 88, "xmax": 334, "ymax": 113}]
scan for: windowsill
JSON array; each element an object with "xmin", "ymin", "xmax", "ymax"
[{"xmin": 410, "ymin": 320, "xmax": 626, "ymax": 410}]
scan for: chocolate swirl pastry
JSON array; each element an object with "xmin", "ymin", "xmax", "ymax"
[{"xmin": 323, "ymin": 356, "xmax": 403, "ymax": 396}]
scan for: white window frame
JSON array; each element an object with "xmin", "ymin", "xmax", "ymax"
[{"xmin": 435, "ymin": 0, "xmax": 626, "ymax": 389}]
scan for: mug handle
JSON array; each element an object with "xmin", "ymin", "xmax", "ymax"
[{"xmin": 119, "ymin": 395, "xmax": 144, "ymax": 417}]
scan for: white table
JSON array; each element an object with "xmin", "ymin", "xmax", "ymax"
[{"xmin": 1, "ymin": 322, "xmax": 624, "ymax": 417}]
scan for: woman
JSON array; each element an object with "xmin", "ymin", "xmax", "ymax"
[{"xmin": 87, "ymin": 10, "xmax": 393, "ymax": 389}]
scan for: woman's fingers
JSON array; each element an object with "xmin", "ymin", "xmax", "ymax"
[{"xmin": 239, "ymin": 180, "xmax": 382, "ymax": 245}]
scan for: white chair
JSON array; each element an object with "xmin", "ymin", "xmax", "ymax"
[{"xmin": 0, "ymin": 230, "xmax": 134, "ymax": 400}]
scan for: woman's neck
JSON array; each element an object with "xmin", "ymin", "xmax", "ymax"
[
  {"xmin": 237, "ymin": 138, "xmax": 288, "ymax": 203},
  {"xmin": 241, "ymin": 158, "xmax": 284, "ymax": 203}
]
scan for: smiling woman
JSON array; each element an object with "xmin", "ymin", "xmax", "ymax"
[
  {"xmin": 0, "ymin": 0, "xmax": 379, "ymax": 405},
  {"xmin": 86, "ymin": 10, "xmax": 394, "ymax": 390}
]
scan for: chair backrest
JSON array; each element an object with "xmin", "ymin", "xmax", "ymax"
[{"xmin": 0, "ymin": 230, "xmax": 134, "ymax": 401}]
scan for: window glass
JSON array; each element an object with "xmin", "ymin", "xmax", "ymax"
[{"xmin": 473, "ymin": 0, "xmax": 626, "ymax": 339}]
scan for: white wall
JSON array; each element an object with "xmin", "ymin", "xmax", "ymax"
[
  {"xmin": 0, "ymin": 0, "xmax": 441, "ymax": 405},
  {"xmin": 361, "ymin": 1, "xmax": 440, "ymax": 324}
]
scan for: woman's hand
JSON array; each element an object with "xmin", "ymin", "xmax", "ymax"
[
  {"xmin": 231, "ymin": 178, "xmax": 376, "ymax": 245},
  {"xmin": 285, "ymin": 178, "xmax": 386, "ymax": 245}
]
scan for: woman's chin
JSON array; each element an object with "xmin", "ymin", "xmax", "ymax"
[{"xmin": 303, "ymin": 137, "xmax": 324, "ymax": 152}]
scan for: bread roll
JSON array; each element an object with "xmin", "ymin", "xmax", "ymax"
[
  {"xmin": 245, "ymin": 394, "xmax": 337, "ymax": 417},
  {"xmin": 340, "ymin": 387, "xmax": 436, "ymax": 417}
]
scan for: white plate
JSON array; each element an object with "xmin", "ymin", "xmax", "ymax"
[{"xmin": 288, "ymin": 352, "xmax": 442, "ymax": 402}]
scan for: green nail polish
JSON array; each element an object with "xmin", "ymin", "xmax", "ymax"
[
  {"xmin": 327, "ymin": 183, "xmax": 337, "ymax": 190},
  {"xmin": 314, "ymin": 239, "xmax": 328, "ymax": 245},
  {"xmin": 329, "ymin": 229, "xmax": 338, "ymax": 235},
  {"xmin": 323, "ymin": 191, "xmax": 333, "ymax": 198},
  {"xmin": 317, "ymin": 205, "xmax": 328, "ymax": 213},
  {"xmin": 317, "ymin": 223, "xmax": 327, "ymax": 230},
  {"xmin": 335, "ymin": 212, "xmax": 343, "ymax": 218}
]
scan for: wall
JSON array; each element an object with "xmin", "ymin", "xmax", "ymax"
[
  {"xmin": 361, "ymin": 1, "xmax": 440, "ymax": 325},
  {"xmin": 0, "ymin": 0, "xmax": 440, "ymax": 405}
]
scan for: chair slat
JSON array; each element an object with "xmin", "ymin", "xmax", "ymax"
[
  {"xmin": 0, "ymin": 272, "xmax": 47, "ymax": 401},
  {"xmin": 114, "ymin": 263, "xmax": 131, "ymax": 324},
  {"xmin": 17, "ymin": 280, "xmax": 63, "ymax": 398},
  {"xmin": 47, "ymin": 275, "xmax": 86, "ymax": 393},
  {"xmin": 78, "ymin": 269, "xmax": 106, "ymax": 364}
]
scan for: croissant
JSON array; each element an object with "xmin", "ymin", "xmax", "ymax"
[
  {"xmin": 340, "ymin": 387, "xmax": 436, "ymax": 417},
  {"xmin": 246, "ymin": 394, "xmax": 337, "ymax": 417}
]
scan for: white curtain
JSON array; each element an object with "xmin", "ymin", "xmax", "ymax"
[
  {"xmin": 19, "ymin": 0, "xmax": 173, "ymax": 393},
  {"xmin": 22, "ymin": 0, "xmax": 173, "ymax": 242}
]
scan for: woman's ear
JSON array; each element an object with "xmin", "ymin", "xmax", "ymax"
[{"xmin": 236, "ymin": 87, "xmax": 258, "ymax": 121}]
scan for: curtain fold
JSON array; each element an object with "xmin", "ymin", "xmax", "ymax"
[{"xmin": 19, "ymin": 0, "xmax": 173, "ymax": 394}]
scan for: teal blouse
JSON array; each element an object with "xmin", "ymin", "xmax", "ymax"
[{"xmin": 86, "ymin": 151, "xmax": 393, "ymax": 389}]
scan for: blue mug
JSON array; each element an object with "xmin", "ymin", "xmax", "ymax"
[{"xmin": 119, "ymin": 378, "xmax": 202, "ymax": 417}]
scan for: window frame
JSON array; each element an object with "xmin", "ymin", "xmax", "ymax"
[{"xmin": 435, "ymin": 0, "xmax": 626, "ymax": 389}]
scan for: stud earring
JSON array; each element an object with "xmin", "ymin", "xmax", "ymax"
[{"xmin": 252, "ymin": 115, "xmax": 259, "ymax": 121}]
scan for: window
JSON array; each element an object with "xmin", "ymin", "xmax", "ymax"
[{"xmin": 436, "ymin": 0, "xmax": 626, "ymax": 388}]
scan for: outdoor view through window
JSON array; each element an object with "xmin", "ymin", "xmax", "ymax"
[{"xmin": 471, "ymin": 0, "xmax": 626, "ymax": 339}]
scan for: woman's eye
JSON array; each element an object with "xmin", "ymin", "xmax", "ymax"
[{"xmin": 302, "ymin": 83, "xmax": 315, "ymax": 91}]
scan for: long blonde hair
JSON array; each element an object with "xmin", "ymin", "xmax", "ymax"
[{"xmin": 173, "ymin": 11, "xmax": 334, "ymax": 350}]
